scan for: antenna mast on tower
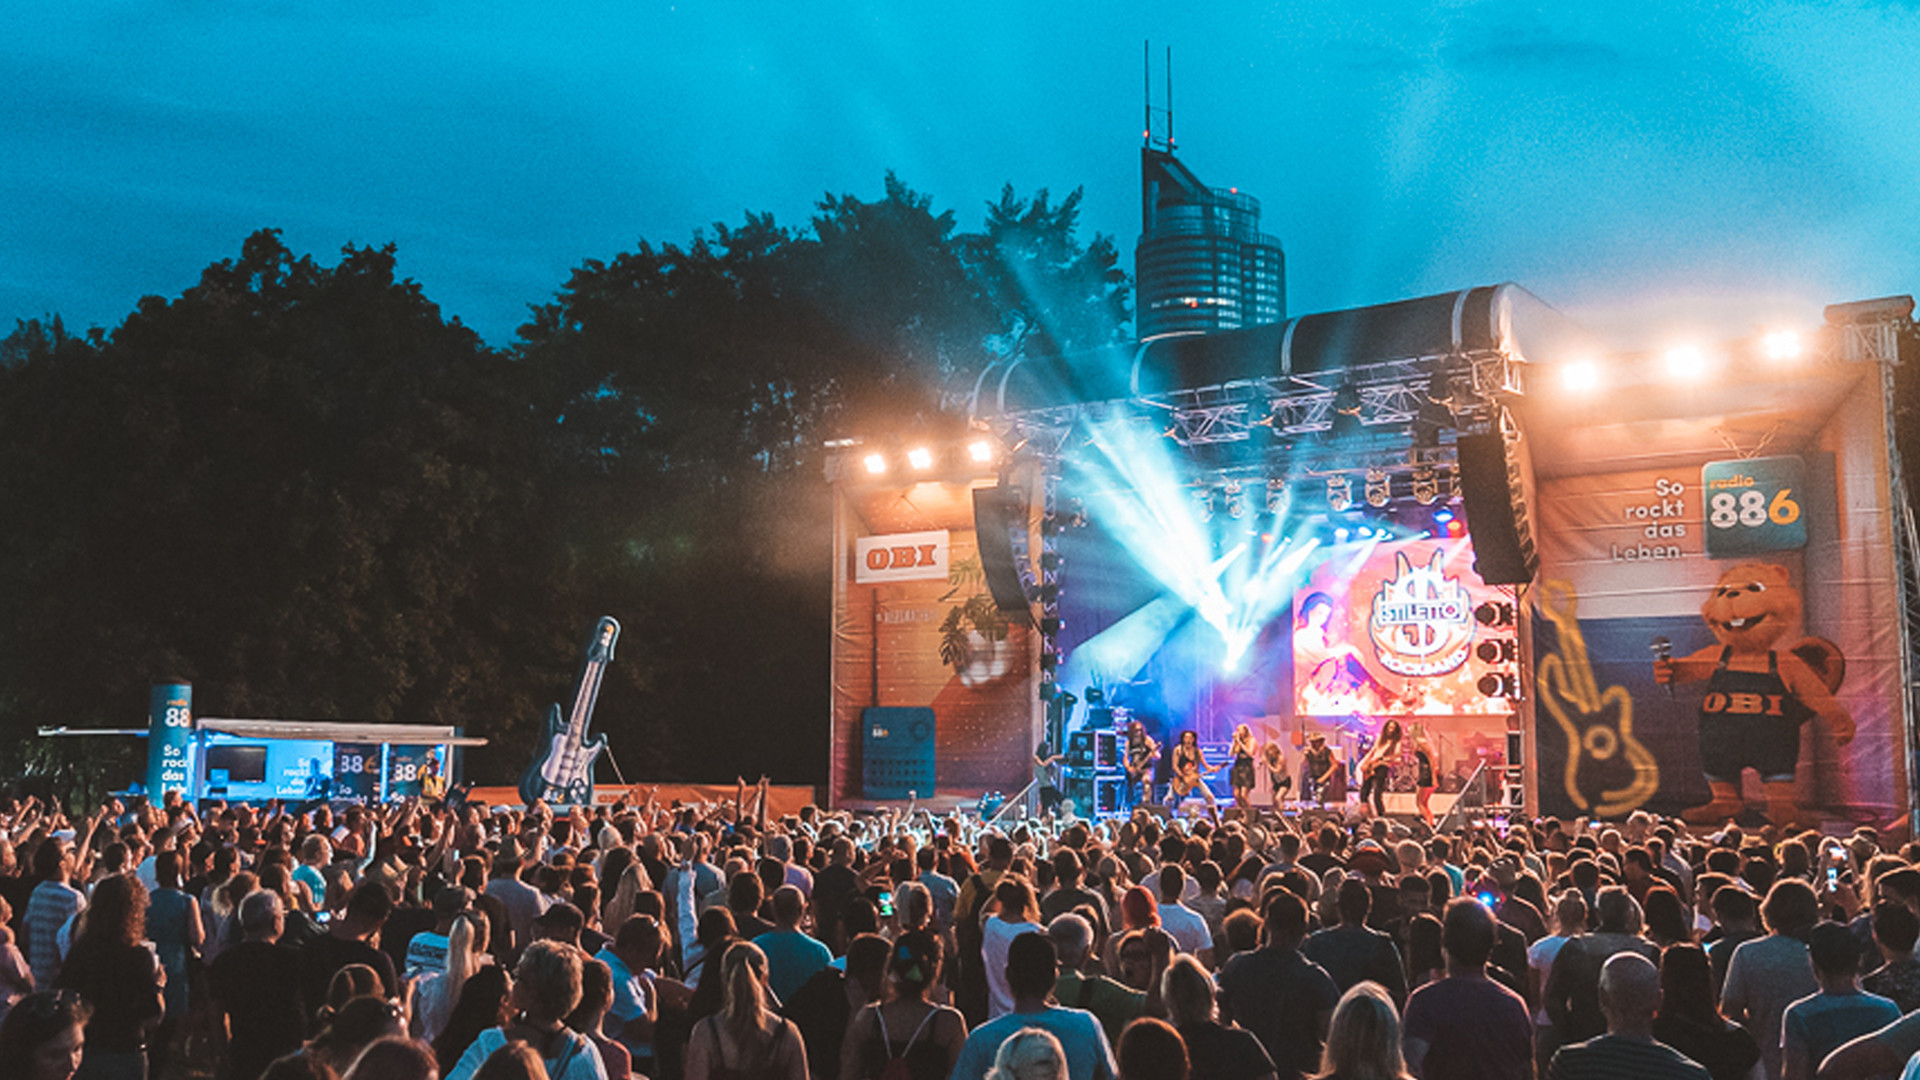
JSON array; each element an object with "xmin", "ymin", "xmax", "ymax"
[{"xmin": 1144, "ymin": 41, "xmax": 1174, "ymax": 151}]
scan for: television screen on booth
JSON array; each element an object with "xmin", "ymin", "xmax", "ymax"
[{"xmin": 205, "ymin": 744, "xmax": 269, "ymax": 784}]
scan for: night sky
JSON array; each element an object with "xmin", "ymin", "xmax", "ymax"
[{"xmin": 7, "ymin": 2, "xmax": 1917, "ymax": 347}]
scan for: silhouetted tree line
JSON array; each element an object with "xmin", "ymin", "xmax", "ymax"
[{"xmin": 0, "ymin": 174, "xmax": 1129, "ymax": 801}]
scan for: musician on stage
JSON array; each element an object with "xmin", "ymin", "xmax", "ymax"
[
  {"xmin": 1125, "ymin": 720, "xmax": 1160, "ymax": 809},
  {"xmin": 1032, "ymin": 742, "xmax": 1066, "ymax": 817},
  {"xmin": 1357, "ymin": 718, "xmax": 1405, "ymax": 818},
  {"xmin": 1227, "ymin": 724, "xmax": 1258, "ymax": 816},
  {"xmin": 1301, "ymin": 731, "xmax": 1340, "ymax": 806},
  {"xmin": 1262, "ymin": 740, "xmax": 1291, "ymax": 808},
  {"xmin": 1166, "ymin": 729, "xmax": 1221, "ymax": 817},
  {"xmin": 1410, "ymin": 725, "xmax": 1437, "ymax": 827}
]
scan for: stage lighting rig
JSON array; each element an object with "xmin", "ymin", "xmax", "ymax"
[
  {"xmin": 1411, "ymin": 466, "xmax": 1439, "ymax": 505},
  {"xmin": 907, "ymin": 447, "xmax": 934, "ymax": 470},
  {"xmin": 1266, "ymin": 479, "xmax": 1287, "ymax": 515},
  {"xmin": 1194, "ymin": 484, "xmax": 1216, "ymax": 522},
  {"xmin": 1223, "ymin": 481, "xmax": 1245, "ymax": 519},
  {"xmin": 1365, "ymin": 470, "xmax": 1391, "ymax": 508},
  {"xmin": 968, "ymin": 439, "xmax": 996, "ymax": 463},
  {"xmin": 863, "ymin": 453, "xmax": 888, "ymax": 475},
  {"xmin": 1326, "ymin": 476, "xmax": 1353, "ymax": 513}
]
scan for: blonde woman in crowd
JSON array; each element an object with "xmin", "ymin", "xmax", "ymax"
[
  {"xmin": 1313, "ymin": 982, "xmax": 1412, "ymax": 1080},
  {"xmin": 683, "ymin": 942, "xmax": 805, "ymax": 1080},
  {"xmin": 985, "ymin": 1028, "xmax": 1067, "ymax": 1080}
]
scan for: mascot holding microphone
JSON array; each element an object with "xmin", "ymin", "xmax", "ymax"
[{"xmin": 1654, "ymin": 562, "xmax": 1853, "ymax": 828}]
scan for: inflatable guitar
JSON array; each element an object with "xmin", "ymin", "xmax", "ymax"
[{"xmin": 519, "ymin": 616, "xmax": 620, "ymax": 807}]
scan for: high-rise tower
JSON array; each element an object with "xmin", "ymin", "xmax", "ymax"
[{"xmin": 1135, "ymin": 147, "xmax": 1287, "ymax": 339}]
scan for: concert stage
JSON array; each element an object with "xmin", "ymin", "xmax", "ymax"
[{"xmin": 827, "ymin": 286, "xmax": 1918, "ymax": 828}]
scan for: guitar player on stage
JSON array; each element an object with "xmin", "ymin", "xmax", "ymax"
[
  {"xmin": 1166, "ymin": 730, "xmax": 1222, "ymax": 819},
  {"xmin": 1125, "ymin": 720, "xmax": 1160, "ymax": 810},
  {"xmin": 1356, "ymin": 718, "xmax": 1404, "ymax": 819}
]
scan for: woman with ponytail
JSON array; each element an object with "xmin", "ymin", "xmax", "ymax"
[
  {"xmin": 413, "ymin": 914, "xmax": 488, "ymax": 1044},
  {"xmin": 838, "ymin": 931, "xmax": 966, "ymax": 1080},
  {"xmin": 683, "ymin": 942, "xmax": 804, "ymax": 1080}
]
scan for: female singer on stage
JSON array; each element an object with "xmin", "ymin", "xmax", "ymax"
[
  {"xmin": 1410, "ymin": 726, "xmax": 1437, "ymax": 827},
  {"xmin": 1262, "ymin": 740, "xmax": 1291, "ymax": 808},
  {"xmin": 1167, "ymin": 730, "xmax": 1220, "ymax": 816},
  {"xmin": 1357, "ymin": 718, "xmax": 1404, "ymax": 817},
  {"xmin": 1227, "ymin": 724, "xmax": 1258, "ymax": 817}
]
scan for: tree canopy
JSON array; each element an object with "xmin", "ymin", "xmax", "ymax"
[{"xmin": 0, "ymin": 176, "xmax": 1129, "ymax": 800}]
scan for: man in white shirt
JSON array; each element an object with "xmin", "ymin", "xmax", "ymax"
[{"xmin": 1155, "ymin": 865, "xmax": 1214, "ymax": 967}]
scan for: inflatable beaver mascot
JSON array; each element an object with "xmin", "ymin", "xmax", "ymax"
[{"xmin": 1653, "ymin": 561, "xmax": 1852, "ymax": 827}]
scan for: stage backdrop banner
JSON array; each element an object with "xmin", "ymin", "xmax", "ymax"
[
  {"xmin": 830, "ymin": 476, "xmax": 1038, "ymax": 806},
  {"xmin": 1530, "ymin": 370, "xmax": 1906, "ymax": 823},
  {"xmin": 1294, "ymin": 538, "xmax": 1518, "ymax": 719}
]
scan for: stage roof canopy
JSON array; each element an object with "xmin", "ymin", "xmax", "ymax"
[
  {"xmin": 970, "ymin": 283, "xmax": 1597, "ymax": 417},
  {"xmin": 199, "ymin": 718, "xmax": 489, "ymax": 746}
]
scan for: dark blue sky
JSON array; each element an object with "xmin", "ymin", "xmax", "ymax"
[{"xmin": 7, "ymin": 2, "xmax": 1917, "ymax": 347}]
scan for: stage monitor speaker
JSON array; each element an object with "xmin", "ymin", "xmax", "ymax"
[
  {"xmin": 1062, "ymin": 770, "xmax": 1125, "ymax": 816},
  {"xmin": 973, "ymin": 485, "xmax": 1032, "ymax": 613},
  {"xmin": 1457, "ymin": 431, "xmax": 1538, "ymax": 585}
]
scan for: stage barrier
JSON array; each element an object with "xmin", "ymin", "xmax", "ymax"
[{"xmin": 465, "ymin": 783, "xmax": 817, "ymax": 818}]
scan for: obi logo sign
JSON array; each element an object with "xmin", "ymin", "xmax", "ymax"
[
  {"xmin": 1368, "ymin": 551, "xmax": 1474, "ymax": 676},
  {"xmin": 855, "ymin": 530, "xmax": 950, "ymax": 584}
]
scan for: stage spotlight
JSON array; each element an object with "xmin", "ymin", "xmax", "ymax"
[
  {"xmin": 863, "ymin": 453, "xmax": 887, "ymax": 475},
  {"xmin": 1194, "ymin": 485, "xmax": 1215, "ymax": 522},
  {"xmin": 1663, "ymin": 345, "xmax": 1711, "ymax": 380},
  {"xmin": 1474, "ymin": 601, "xmax": 1516, "ymax": 627},
  {"xmin": 1476, "ymin": 639, "xmax": 1519, "ymax": 664},
  {"xmin": 1434, "ymin": 508, "xmax": 1454, "ymax": 523},
  {"xmin": 1223, "ymin": 481, "xmax": 1245, "ymax": 519},
  {"xmin": 1326, "ymin": 476, "xmax": 1353, "ymax": 513},
  {"xmin": 1561, "ymin": 360, "xmax": 1602, "ymax": 394},
  {"xmin": 1763, "ymin": 331, "xmax": 1802, "ymax": 362},
  {"xmin": 1334, "ymin": 527, "xmax": 1350, "ymax": 541},
  {"xmin": 1477, "ymin": 673, "xmax": 1520, "ymax": 698},
  {"xmin": 1411, "ymin": 466, "xmax": 1438, "ymax": 505},
  {"xmin": 1365, "ymin": 470, "xmax": 1391, "ymax": 508},
  {"xmin": 907, "ymin": 447, "xmax": 934, "ymax": 470},
  {"xmin": 1266, "ymin": 479, "xmax": 1287, "ymax": 515},
  {"xmin": 967, "ymin": 439, "xmax": 995, "ymax": 463}
]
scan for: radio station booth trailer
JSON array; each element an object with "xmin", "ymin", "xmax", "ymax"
[{"xmin": 140, "ymin": 682, "xmax": 486, "ymax": 805}]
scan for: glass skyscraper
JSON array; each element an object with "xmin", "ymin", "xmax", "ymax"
[{"xmin": 1135, "ymin": 148, "xmax": 1286, "ymax": 339}]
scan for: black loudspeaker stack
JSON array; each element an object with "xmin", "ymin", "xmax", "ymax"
[
  {"xmin": 1456, "ymin": 430, "xmax": 1538, "ymax": 585},
  {"xmin": 972, "ymin": 485, "xmax": 1032, "ymax": 613}
]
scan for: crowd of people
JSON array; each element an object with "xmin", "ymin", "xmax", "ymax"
[{"xmin": 3, "ymin": 783, "xmax": 1920, "ymax": 1080}]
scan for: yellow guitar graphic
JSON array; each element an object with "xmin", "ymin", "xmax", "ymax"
[{"xmin": 1535, "ymin": 580, "xmax": 1660, "ymax": 816}]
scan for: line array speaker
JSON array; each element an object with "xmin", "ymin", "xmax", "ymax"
[
  {"xmin": 1457, "ymin": 429, "xmax": 1538, "ymax": 585},
  {"xmin": 973, "ymin": 485, "xmax": 1032, "ymax": 613}
]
